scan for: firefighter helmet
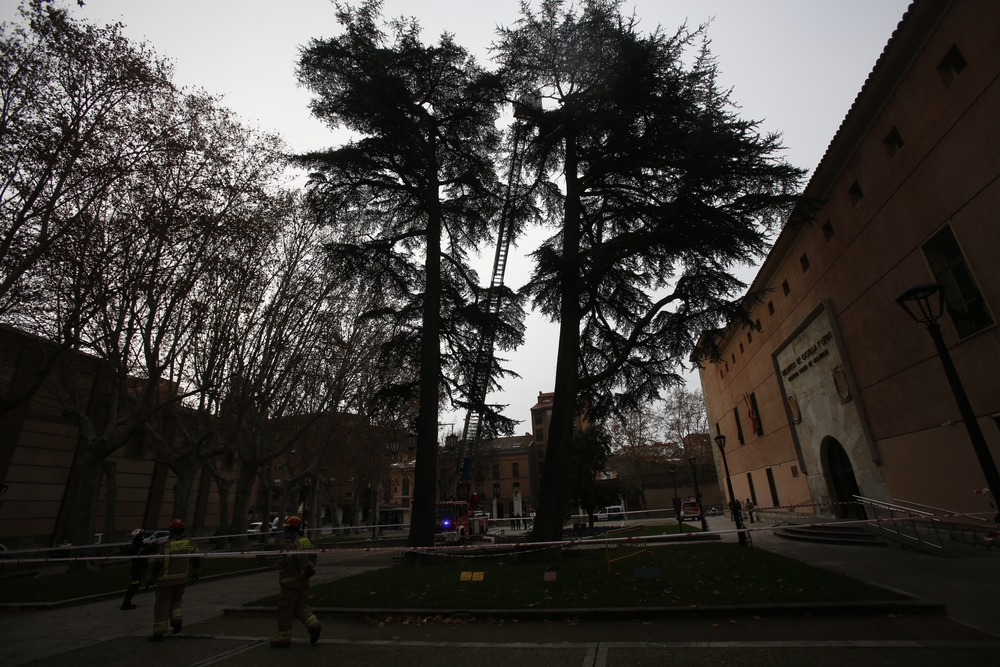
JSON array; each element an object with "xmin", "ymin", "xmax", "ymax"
[
  {"xmin": 169, "ymin": 519, "xmax": 186, "ymax": 534},
  {"xmin": 130, "ymin": 528, "xmax": 143, "ymax": 539},
  {"xmin": 282, "ymin": 516, "xmax": 303, "ymax": 532}
]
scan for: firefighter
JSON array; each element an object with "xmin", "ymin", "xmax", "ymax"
[
  {"xmin": 271, "ymin": 515, "xmax": 321, "ymax": 648},
  {"xmin": 121, "ymin": 528, "xmax": 156, "ymax": 610},
  {"xmin": 147, "ymin": 519, "xmax": 200, "ymax": 641}
]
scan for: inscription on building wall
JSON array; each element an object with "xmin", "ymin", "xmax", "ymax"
[{"xmin": 780, "ymin": 332, "xmax": 834, "ymax": 382}]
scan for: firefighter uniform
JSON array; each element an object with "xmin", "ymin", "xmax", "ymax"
[
  {"xmin": 273, "ymin": 530, "xmax": 321, "ymax": 647},
  {"xmin": 149, "ymin": 534, "xmax": 200, "ymax": 638},
  {"xmin": 121, "ymin": 530, "xmax": 157, "ymax": 609}
]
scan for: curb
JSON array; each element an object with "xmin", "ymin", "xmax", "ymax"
[
  {"xmin": 0, "ymin": 566, "xmax": 274, "ymax": 611},
  {"xmin": 226, "ymin": 600, "xmax": 946, "ymax": 620}
]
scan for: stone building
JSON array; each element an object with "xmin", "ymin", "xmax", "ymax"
[{"xmin": 697, "ymin": 0, "xmax": 1000, "ymax": 519}]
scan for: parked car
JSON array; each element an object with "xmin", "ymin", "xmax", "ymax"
[
  {"xmin": 597, "ymin": 505, "xmax": 625, "ymax": 521},
  {"xmin": 142, "ymin": 530, "xmax": 171, "ymax": 546},
  {"xmin": 680, "ymin": 500, "xmax": 701, "ymax": 521}
]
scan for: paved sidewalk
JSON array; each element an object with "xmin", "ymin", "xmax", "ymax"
[
  {"xmin": 710, "ymin": 515, "xmax": 1000, "ymax": 637},
  {"xmin": 0, "ymin": 547, "xmax": 390, "ymax": 667}
]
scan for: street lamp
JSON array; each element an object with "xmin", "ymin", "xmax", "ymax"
[
  {"xmin": 406, "ymin": 432, "xmax": 418, "ymax": 451},
  {"xmin": 687, "ymin": 456, "xmax": 710, "ymax": 533},
  {"xmin": 897, "ymin": 283, "xmax": 1000, "ymax": 522},
  {"xmin": 389, "ymin": 439, "xmax": 400, "ymax": 455},
  {"xmin": 445, "ymin": 433, "xmax": 459, "ymax": 451},
  {"xmin": 669, "ymin": 468, "xmax": 678, "ymax": 498},
  {"xmin": 714, "ymin": 434, "xmax": 748, "ymax": 546}
]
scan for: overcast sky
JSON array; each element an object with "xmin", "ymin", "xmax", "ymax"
[{"xmin": 1, "ymin": 0, "xmax": 912, "ymax": 433}]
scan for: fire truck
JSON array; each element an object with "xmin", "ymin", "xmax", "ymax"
[{"xmin": 434, "ymin": 500, "xmax": 490, "ymax": 544}]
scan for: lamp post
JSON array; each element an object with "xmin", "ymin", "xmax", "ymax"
[
  {"xmin": 896, "ymin": 283, "xmax": 1000, "ymax": 522},
  {"xmin": 687, "ymin": 456, "xmax": 710, "ymax": 533},
  {"xmin": 714, "ymin": 434, "xmax": 748, "ymax": 546}
]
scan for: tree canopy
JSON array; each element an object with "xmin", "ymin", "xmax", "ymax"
[
  {"xmin": 495, "ymin": 0, "xmax": 806, "ymax": 540},
  {"xmin": 295, "ymin": 0, "xmax": 525, "ymax": 547}
]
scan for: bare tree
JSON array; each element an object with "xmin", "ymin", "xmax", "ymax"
[{"xmin": 0, "ymin": 3, "xmax": 177, "ymax": 414}]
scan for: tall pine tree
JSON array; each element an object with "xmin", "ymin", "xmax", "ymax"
[
  {"xmin": 496, "ymin": 0, "xmax": 806, "ymax": 540},
  {"xmin": 296, "ymin": 1, "xmax": 523, "ymax": 547}
]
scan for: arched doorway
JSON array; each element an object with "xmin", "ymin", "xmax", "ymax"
[{"xmin": 824, "ymin": 438, "xmax": 866, "ymax": 520}]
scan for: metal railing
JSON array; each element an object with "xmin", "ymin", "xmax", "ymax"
[{"xmin": 854, "ymin": 495, "xmax": 945, "ymax": 554}]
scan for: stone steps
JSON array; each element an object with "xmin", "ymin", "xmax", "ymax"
[{"xmin": 775, "ymin": 524, "xmax": 887, "ymax": 547}]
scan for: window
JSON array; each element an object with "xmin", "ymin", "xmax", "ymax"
[
  {"xmin": 883, "ymin": 126, "xmax": 904, "ymax": 158},
  {"xmin": 755, "ymin": 318, "xmax": 761, "ymax": 330},
  {"xmin": 534, "ymin": 413, "xmax": 542, "ymax": 425},
  {"xmin": 725, "ymin": 362, "xmax": 729, "ymax": 372},
  {"xmin": 402, "ymin": 478, "xmax": 410, "ymax": 496},
  {"xmin": 739, "ymin": 342, "xmax": 744, "ymax": 354},
  {"xmin": 493, "ymin": 483, "xmax": 500, "ymax": 498},
  {"xmin": 733, "ymin": 407, "xmax": 745, "ymax": 445},
  {"xmin": 765, "ymin": 467, "xmax": 780, "ymax": 507},
  {"xmin": 747, "ymin": 331, "xmax": 752, "ymax": 344},
  {"xmin": 476, "ymin": 483, "xmax": 484, "ymax": 496},
  {"xmin": 492, "ymin": 463, "xmax": 501, "ymax": 479},
  {"xmin": 923, "ymin": 226, "xmax": 993, "ymax": 338},
  {"xmin": 768, "ymin": 301, "xmax": 775, "ymax": 315},
  {"xmin": 790, "ymin": 465, "xmax": 800, "ymax": 478},
  {"xmin": 513, "ymin": 482, "xmax": 520, "ymax": 494},
  {"xmin": 800, "ymin": 253, "xmax": 810, "ymax": 272},
  {"xmin": 534, "ymin": 428, "xmax": 544, "ymax": 442},
  {"xmin": 749, "ymin": 392, "xmax": 764, "ymax": 436},
  {"xmin": 719, "ymin": 370, "xmax": 724, "ymax": 380},
  {"xmin": 731, "ymin": 353, "xmax": 736, "ymax": 363},
  {"xmin": 822, "ymin": 220, "xmax": 835, "ymax": 241},
  {"xmin": 746, "ymin": 472, "xmax": 758, "ymax": 506},
  {"xmin": 512, "ymin": 463, "xmax": 520, "ymax": 478},
  {"xmin": 781, "ymin": 280, "xmax": 790, "ymax": 296},
  {"xmin": 847, "ymin": 180, "xmax": 864, "ymax": 207},
  {"xmin": 937, "ymin": 44, "xmax": 967, "ymax": 87}
]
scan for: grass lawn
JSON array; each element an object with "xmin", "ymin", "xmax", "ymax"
[
  {"xmin": 248, "ymin": 542, "xmax": 905, "ymax": 609},
  {"xmin": 0, "ymin": 556, "xmax": 266, "ymax": 604}
]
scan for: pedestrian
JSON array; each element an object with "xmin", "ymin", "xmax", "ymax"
[
  {"xmin": 271, "ymin": 515, "xmax": 321, "ymax": 648},
  {"xmin": 744, "ymin": 498, "xmax": 755, "ymax": 523},
  {"xmin": 147, "ymin": 519, "xmax": 200, "ymax": 641},
  {"xmin": 121, "ymin": 528, "xmax": 156, "ymax": 610}
]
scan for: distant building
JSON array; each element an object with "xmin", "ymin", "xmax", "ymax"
[{"xmin": 696, "ymin": 0, "xmax": 1000, "ymax": 519}]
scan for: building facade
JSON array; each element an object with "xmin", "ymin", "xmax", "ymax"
[{"xmin": 697, "ymin": 0, "xmax": 1000, "ymax": 519}]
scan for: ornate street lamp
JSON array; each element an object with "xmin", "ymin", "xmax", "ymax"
[
  {"xmin": 405, "ymin": 433, "xmax": 418, "ymax": 451},
  {"xmin": 389, "ymin": 439, "xmax": 400, "ymax": 455},
  {"xmin": 687, "ymin": 456, "xmax": 710, "ymax": 533},
  {"xmin": 714, "ymin": 434, "xmax": 748, "ymax": 546},
  {"xmin": 445, "ymin": 433, "xmax": 459, "ymax": 451},
  {"xmin": 897, "ymin": 283, "xmax": 1000, "ymax": 521}
]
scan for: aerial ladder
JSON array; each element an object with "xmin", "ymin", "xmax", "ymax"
[{"xmin": 453, "ymin": 94, "xmax": 541, "ymax": 504}]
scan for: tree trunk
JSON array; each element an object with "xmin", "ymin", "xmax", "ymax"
[
  {"xmin": 531, "ymin": 134, "xmax": 582, "ymax": 542},
  {"xmin": 213, "ymin": 468, "xmax": 234, "ymax": 550},
  {"xmin": 324, "ymin": 483, "xmax": 340, "ymax": 529},
  {"xmin": 102, "ymin": 460, "xmax": 117, "ymax": 543},
  {"xmin": 230, "ymin": 463, "xmax": 258, "ymax": 550},
  {"xmin": 169, "ymin": 459, "xmax": 199, "ymax": 526},
  {"xmin": 258, "ymin": 468, "xmax": 272, "ymax": 543},
  {"xmin": 408, "ymin": 145, "xmax": 442, "ymax": 548},
  {"xmin": 65, "ymin": 447, "xmax": 110, "ymax": 546}
]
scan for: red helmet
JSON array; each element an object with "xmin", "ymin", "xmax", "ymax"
[
  {"xmin": 130, "ymin": 528, "xmax": 144, "ymax": 539},
  {"xmin": 169, "ymin": 519, "xmax": 185, "ymax": 533},
  {"xmin": 282, "ymin": 516, "xmax": 303, "ymax": 532}
]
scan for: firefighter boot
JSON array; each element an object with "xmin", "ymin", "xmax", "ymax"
[
  {"xmin": 171, "ymin": 619, "xmax": 182, "ymax": 634},
  {"xmin": 309, "ymin": 624, "xmax": 321, "ymax": 644}
]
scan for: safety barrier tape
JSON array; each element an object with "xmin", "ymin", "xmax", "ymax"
[{"xmin": 5, "ymin": 513, "xmax": 996, "ymax": 565}]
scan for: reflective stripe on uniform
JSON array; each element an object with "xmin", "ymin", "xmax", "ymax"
[{"xmin": 305, "ymin": 614, "xmax": 319, "ymax": 628}]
